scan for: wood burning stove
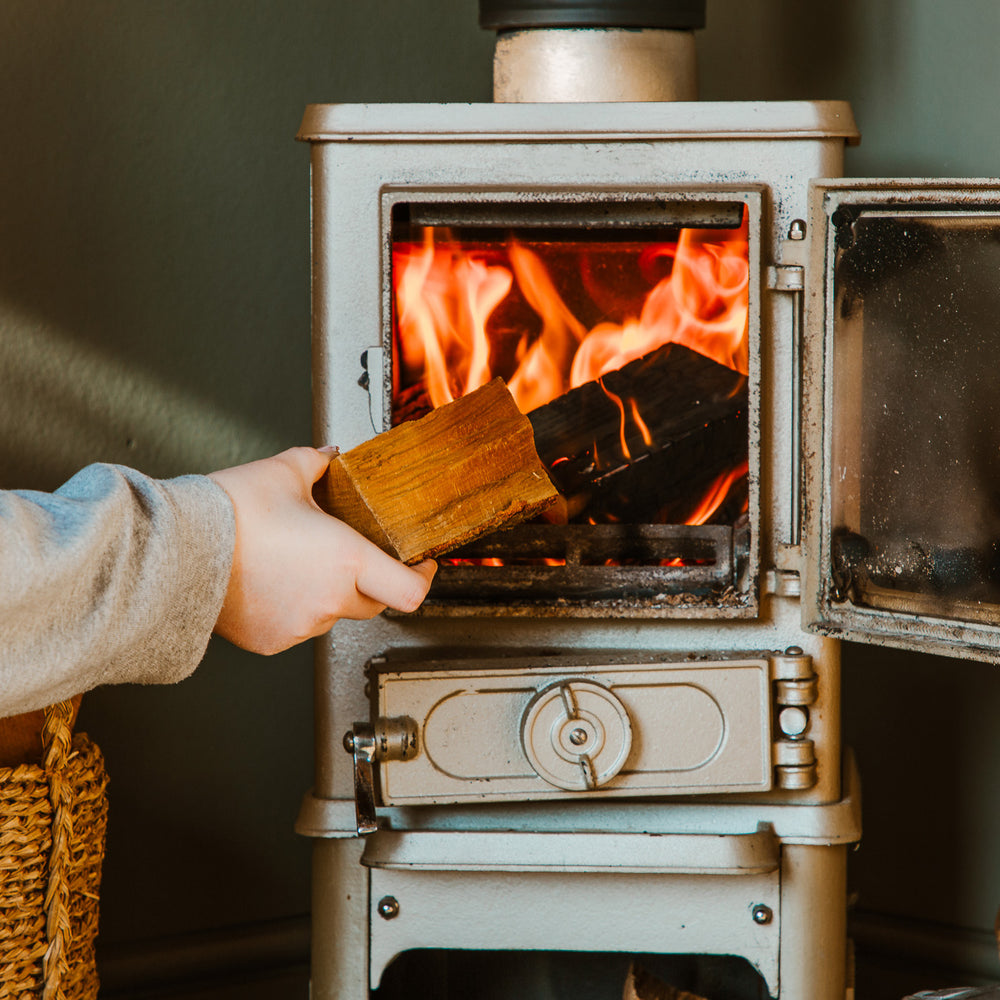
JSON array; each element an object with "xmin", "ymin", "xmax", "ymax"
[
  {"xmin": 296, "ymin": 99, "xmax": 863, "ymax": 999},
  {"xmin": 295, "ymin": 5, "xmax": 1000, "ymax": 996}
]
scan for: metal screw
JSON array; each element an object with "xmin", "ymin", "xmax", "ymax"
[
  {"xmin": 377, "ymin": 896, "xmax": 400, "ymax": 920},
  {"xmin": 784, "ymin": 645, "xmax": 803, "ymax": 656},
  {"xmin": 568, "ymin": 727, "xmax": 589, "ymax": 747},
  {"xmin": 752, "ymin": 904, "xmax": 773, "ymax": 925},
  {"xmin": 343, "ymin": 731, "xmax": 356, "ymax": 753},
  {"xmin": 788, "ymin": 219, "xmax": 806, "ymax": 240}
]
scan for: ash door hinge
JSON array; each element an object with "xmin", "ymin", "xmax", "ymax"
[{"xmin": 770, "ymin": 648, "xmax": 818, "ymax": 790}]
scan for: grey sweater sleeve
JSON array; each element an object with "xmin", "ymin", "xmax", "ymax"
[{"xmin": 0, "ymin": 464, "xmax": 236, "ymax": 717}]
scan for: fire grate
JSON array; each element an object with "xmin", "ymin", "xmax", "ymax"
[{"xmin": 422, "ymin": 522, "xmax": 747, "ymax": 608}]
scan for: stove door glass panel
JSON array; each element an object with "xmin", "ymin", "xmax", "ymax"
[
  {"xmin": 807, "ymin": 182, "xmax": 1000, "ymax": 659},
  {"xmin": 385, "ymin": 193, "xmax": 757, "ymax": 617}
]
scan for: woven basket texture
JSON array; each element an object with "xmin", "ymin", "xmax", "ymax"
[{"xmin": 0, "ymin": 701, "xmax": 108, "ymax": 1000}]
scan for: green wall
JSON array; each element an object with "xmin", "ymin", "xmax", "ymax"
[{"xmin": 2, "ymin": 0, "xmax": 999, "ymax": 993}]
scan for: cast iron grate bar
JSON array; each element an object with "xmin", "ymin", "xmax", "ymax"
[{"xmin": 432, "ymin": 523, "xmax": 734, "ymax": 599}]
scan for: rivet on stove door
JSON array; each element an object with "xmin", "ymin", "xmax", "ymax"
[
  {"xmin": 752, "ymin": 904, "xmax": 773, "ymax": 925},
  {"xmin": 377, "ymin": 896, "xmax": 400, "ymax": 920},
  {"xmin": 788, "ymin": 219, "xmax": 806, "ymax": 240}
]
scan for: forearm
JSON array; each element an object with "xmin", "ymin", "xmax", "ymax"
[{"xmin": 0, "ymin": 464, "xmax": 235, "ymax": 717}]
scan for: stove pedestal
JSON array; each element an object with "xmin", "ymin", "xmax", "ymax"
[{"xmin": 301, "ymin": 755, "xmax": 860, "ymax": 999}]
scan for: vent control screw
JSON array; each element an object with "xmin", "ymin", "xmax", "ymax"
[
  {"xmin": 377, "ymin": 896, "xmax": 400, "ymax": 920},
  {"xmin": 568, "ymin": 727, "xmax": 589, "ymax": 747},
  {"xmin": 752, "ymin": 904, "xmax": 773, "ymax": 925}
]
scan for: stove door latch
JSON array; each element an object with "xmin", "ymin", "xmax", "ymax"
[{"xmin": 343, "ymin": 717, "xmax": 418, "ymax": 835}]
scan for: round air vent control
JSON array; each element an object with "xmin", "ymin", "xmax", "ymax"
[{"xmin": 520, "ymin": 680, "xmax": 633, "ymax": 791}]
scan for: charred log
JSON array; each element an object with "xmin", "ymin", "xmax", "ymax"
[{"xmin": 528, "ymin": 342, "xmax": 748, "ymax": 523}]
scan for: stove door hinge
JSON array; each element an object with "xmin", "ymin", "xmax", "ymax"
[
  {"xmin": 766, "ymin": 264, "xmax": 804, "ymax": 294},
  {"xmin": 765, "ymin": 544, "xmax": 802, "ymax": 597},
  {"xmin": 770, "ymin": 646, "xmax": 818, "ymax": 790},
  {"xmin": 343, "ymin": 716, "xmax": 419, "ymax": 835}
]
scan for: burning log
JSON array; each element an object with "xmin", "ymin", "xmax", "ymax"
[
  {"xmin": 314, "ymin": 378, "xmax": 559, "ymax": 564},
  {"xmin": 528, "ymin": 342, "xmax": 748, "ymax": 523}
]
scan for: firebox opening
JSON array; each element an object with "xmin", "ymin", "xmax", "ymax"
[{"xmin": 386, "ymin": 192, "xmax": 755, "ymax": 614}]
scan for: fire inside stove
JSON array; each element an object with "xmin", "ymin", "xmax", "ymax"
[{"xmin": 387, "ymin": 197, "xmax": 755, "ymax": 611}]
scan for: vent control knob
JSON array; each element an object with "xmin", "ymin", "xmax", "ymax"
[{"xmin": 520, "ymin": 680, "xmax": 632, "ymax": 791}]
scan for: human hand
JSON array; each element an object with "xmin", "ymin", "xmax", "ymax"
[{"xmin": 208, "ymin": 447, "xmax": 437, "ymax": 654}]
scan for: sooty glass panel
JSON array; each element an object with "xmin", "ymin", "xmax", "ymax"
[{"xmin": 830, "ymin": 210, "xmax": 1000, "ymax": 620}]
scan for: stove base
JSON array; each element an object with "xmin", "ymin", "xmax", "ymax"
[{"xmin": 306, "ymin": 757, "xmax": 860, "ymax": 999}]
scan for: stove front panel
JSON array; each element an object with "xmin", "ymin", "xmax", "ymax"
[{"xmin": 303, "ymin": 101, "xmax": 856, "ymax": 814}]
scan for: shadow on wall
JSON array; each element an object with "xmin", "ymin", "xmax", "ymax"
[
  {"xmin": 0, "ymin": 1, "xmax": 494, "ymax": 491},
  {"xmin": 0, "ymin": 5, "xmax": 308, "ymax": 490},
  {"xmin": 0, "ymin": 306, "xmax": 281, "ymax": 490}
]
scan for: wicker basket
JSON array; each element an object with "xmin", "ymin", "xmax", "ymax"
[{"xmin": 0, "ymin": 701, "xmax": 108, "ymax": 1000}]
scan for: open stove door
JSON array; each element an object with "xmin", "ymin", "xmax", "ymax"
[{"xmin": 802, "ymin": 179, "xmax": 1000, "ymax": 662}]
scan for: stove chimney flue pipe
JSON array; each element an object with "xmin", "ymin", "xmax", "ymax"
[{"xmin": 480, "ymin": 0, "xmax": 705, "ymax": 102}]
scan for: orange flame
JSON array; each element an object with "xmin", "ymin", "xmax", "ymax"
[
  {"xmin": 599, "ymin": 379, "xmax": 632, "ymax": 462},
  {"xmin": 394, "ymin": 211, "xmax": 749, "ymax": 415},
  {"xmin": 394, "ymin": 231, "xmax": 513, "ymax": 406},
  {"xmin": 570, "ymin": 226, "xmax": 749, "ymax": 386},
  {"xmin": 628, "ymin": 398, "xmax": 654, "ymax": 448},
  {"xmin": 684, "ymin": 460, "xmax": 750, "ymax": 526}
]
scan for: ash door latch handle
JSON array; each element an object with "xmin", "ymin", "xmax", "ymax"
[
  {"xmin": 343, "ymin": 717, "xmax": 420, "ymax": 836},
  {"xmin": 343, "ymin": 723, "xmax": 379, "ymax": 835}
]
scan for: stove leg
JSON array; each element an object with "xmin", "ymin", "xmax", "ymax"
[
  {"xmin": 311, "ymin": 838, "xmax": 369, "ymax": 1000},
  {"xmin": 778, "ymin": 843, "xmax": 848, "ymax": 999}
]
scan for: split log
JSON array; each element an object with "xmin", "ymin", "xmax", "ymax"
[
  {"xmin": 314, "ymin": 378, "xmax": 559, "ymax": 564},
  {"xmin": 528, "ymin": 342, "xmax": 748, "ymax": 523}
]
